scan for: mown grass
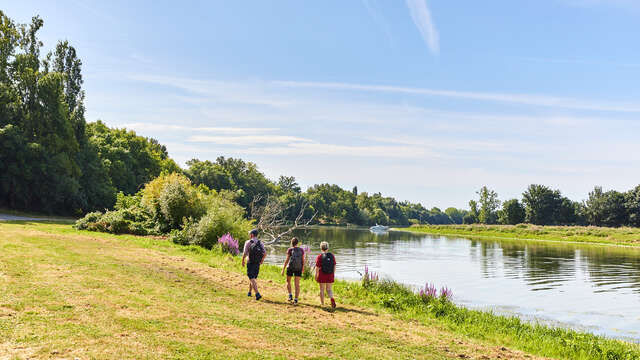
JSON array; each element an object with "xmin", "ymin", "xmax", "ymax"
[
  {"xmin": 401, "ymin": 224, "xmax": 640, "ymax": 247},
  {"xmin": 1, "ymin": 222, "xmax": 639, "ymax": 359}
]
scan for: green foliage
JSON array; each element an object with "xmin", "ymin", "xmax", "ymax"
[
  {"xmin": 464, "ymin": 200, "xmax": 479, "ymax": 224},
  {"xmin": 522, "ymin": 184, "xmax": 569, "ymax": 225},
  {"xmin": 445, "ymin": 207, "xmax": 467, "ymax": 224},
  {"xmin": 87, "ymin": 121, "xmax": 181, "ymax": 196},
  {"xmin": 0, "ymin": 11, "xmax": 171, "ymax": 215},
  {"xmin": 173, "ymin": 196, "xmax": 252, "ymax": 249},
  {"xmin": 73, "ymin": 211, "xmax": 103, "ymax": 230},
  {"xmin": 276, "ymin": 175, "xmax": 301, "ymax": 194},
  {"xmin": 499, "ymin": 199, "xmax": 525, "ymax": 225},
  {"xmin": 141, "ymin": 173, "xmax": 205, "ymax": 233},
  {"xmin": 185, "ymin": 157, "xmax": 275, "ymax": 211},
  {"xmin": 585, "ymin": 187, "xmax": 627, "ymax": 227},
  {"xmin": 625, "ymin": 185, "xmax": 640, "ymax": 227},
  {"xmin": 77, "ymin": 172, "xmax": 251, "ymax": 252},
  {"xmin": 476, "ymin": 186, "xmax": 500, "ymax": 224},
  {"xmin": 73, "ymin": 207, "xmax": 154, "ymax": 235}
]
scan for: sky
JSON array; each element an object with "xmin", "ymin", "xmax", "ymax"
[{"xmin": 5, "ymin": 0, "xmax": 640, "ymax": 209}]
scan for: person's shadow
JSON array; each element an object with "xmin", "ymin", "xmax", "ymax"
[{"xmin": 260, "ymin": 298, "xmax": 375, "ymax": 315}]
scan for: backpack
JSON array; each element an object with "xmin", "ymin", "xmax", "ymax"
[
  {"xmin": 321, "ymin": 252, "xmax": 335, "ymax": 274},
  {"xmin": 248, "ymin": 239, "xmax": 265, "ymax": 264},
  {"xmin": 288, "ymin": 247, "xmax": 304, "ymax": 272}
]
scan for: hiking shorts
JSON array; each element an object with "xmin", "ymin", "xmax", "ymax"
[
  {"xmin": 286, "ymin": 268, "xmax": 302, "ymax": 277},
  {"xmin": 247, "ymin": 263, "xmax": 260, "ymax": 279}
]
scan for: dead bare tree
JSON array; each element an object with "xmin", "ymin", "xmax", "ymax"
[{"xmin": 250, "ymin": 195, "xmax": 317, "ymax": 245}]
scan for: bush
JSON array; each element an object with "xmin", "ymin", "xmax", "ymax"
[
  {"xmin": 141, "ymin": 173, "xmax": 205, "ymax": 232},
  {"xmin": 100, "ymin": 210, "xmax": 129, "ymax": 234},
  {"xmin": 74, "ymin": 206, "xmax": 155, "ymax": 236},
  {"xmin": 74, "ymin": 211, "xmax": 103, "ymax": 230},
  {"xmin": 76, "ymin": 173, "xmax": 253, "ymax": 245},
  {"xmin": 171, "ymin": 194, "xmax": 252, "ymax": 249}
]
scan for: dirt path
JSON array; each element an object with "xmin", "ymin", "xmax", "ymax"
[{"xmin": 0, "ymin": 213, "xmax": 71, "ymax": 222}]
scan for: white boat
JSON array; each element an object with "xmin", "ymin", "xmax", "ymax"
[{"xmin": 369, "ymin": 224, "xmax": 389, "ymax": 233}]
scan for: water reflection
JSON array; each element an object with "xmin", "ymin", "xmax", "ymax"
[{"xmin": 263, "ymin": 226, "xmax": 640, "ymax": 341}]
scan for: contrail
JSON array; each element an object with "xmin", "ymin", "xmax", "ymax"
[{"xmin": 405, "ymin": 0, "xmax": 439, "ymax": 54}]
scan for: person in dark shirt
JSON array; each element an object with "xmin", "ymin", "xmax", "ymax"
[{"xmin": 281, "ymin": 237, "xmax": 305, "ymax": 304}]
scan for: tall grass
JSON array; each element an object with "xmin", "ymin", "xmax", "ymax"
[{"xmin": 339, "ymin": 275, "xmax": 639, "ymax": 360}]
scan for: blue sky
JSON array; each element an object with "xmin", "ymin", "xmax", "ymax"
[{"xmin": 6, "ymin": 0, "xmax": 640, "ymax": 208}]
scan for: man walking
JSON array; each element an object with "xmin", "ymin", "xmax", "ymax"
[{"xmin": 242, "ymin": 229, "xmax": 266, "ymax": 300}]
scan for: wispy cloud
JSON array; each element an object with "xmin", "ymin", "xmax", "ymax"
[
  {"xmin": 130, "ymin": 73, "xmax": 640, "ymax": 113},
  {"xmin": 405, "ymin": 0, "xmax": 439, "ymax": 54},
  {"xmin": 362, "ymin": 0, "xmax": 395, "ymax": 47},
  {"xmin": 122, "ymin": 122, "xmax": 278, "ymax": 134},
  {"xmin": 274, "ymin": 80, "xmax": 640, "ymax": 113},
  {"xmin": 189, "ymin": 135, "xmax": 311, "ymax": 145},
  {"xmin": 129, "ymin": 74, "xmax": 296, "ymax": 108}
]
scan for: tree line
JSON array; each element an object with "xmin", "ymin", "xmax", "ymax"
[
  {"xmin": 0, "ymin": 12, "xmax": 179, "ymax": 214},
  {"xmin": 2, "ymin": 11, "xmax": 639, "ymax": 229},
  {"xmin": 465, "ymin": 185, "xmax": 640, "ymax": 227}
]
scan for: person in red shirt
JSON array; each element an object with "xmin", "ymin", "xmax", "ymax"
[{"xmin": 315, "ymin": 241, "xmax": 336, "ymax": 309}]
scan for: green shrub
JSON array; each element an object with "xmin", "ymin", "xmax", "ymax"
[
  {"xmin": 141, "ymin": 173, "xmax": 205, "ymax": 233},
  {"xmin": 74, "ymin": 206, "xmax": 155, "ymax": 236},
  {"xmin": 171, "ymin": 194, "xmax": 252, "ymax": 249},
  {"xmin": 100, "ymin": 210, "xmax": 129, "ymax": 234},
  {"xmin": 74, "ymin": 211, "xmax": 103, "ymax": 230}
]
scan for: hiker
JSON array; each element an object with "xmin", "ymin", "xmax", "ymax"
[
  {"xmin": 242, "ymin": 229, "xmax": 266, "ymax": 300},
  {"xmin": 315, "ymin": 241, "xmax": 336, "ymax": 309},
  {"xmin": 281, "ymin": 237, "xmax": 305, "ymax": 304}
]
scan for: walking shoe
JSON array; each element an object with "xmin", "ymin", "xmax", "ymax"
[
  {"xmin": 330, "ymin": 298, "xmax": 336, "ymax": 309},
  {"xmin": 255, "ymin": 293, "xmax": 262, "ymax": 301},
  {"xmin": 247, "ymin": 292, "xmax": 252, "ymax": 297},
  {"xmin": 288, "ymin": 294, "xmax": 293, "ymax": 302},
  {"xmin": 294, "ymin": 299, "xmax": 298, "ymax": 305}
]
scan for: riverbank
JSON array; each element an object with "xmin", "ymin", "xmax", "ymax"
[
  {"xmin": 398, "ymin": 224, "xmax": 640, "ymax": 247},
  {"xmin": 1, "ymin": 222, "xmax": 638, "ymax": 359}
]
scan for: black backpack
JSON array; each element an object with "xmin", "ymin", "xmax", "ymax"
[
  {"xmin": 248, "ymin": 239, "xmax": 265, "ymax": 264},
  {"xmin": 288, "ymin": 247, "xmax": 304, "ymax": 272},
  {"xmin": 321, "ymin": 252, "xmax": 335, "ymax": 274}
]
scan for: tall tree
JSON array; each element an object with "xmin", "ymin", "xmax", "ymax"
[
  {"xmin": 477, "ymin": 186, "xmax": 500, "ymax": 224},
  {"xmin": 585, "ymin": 187, "xmax": 627, "ymax": 227},
  {"xmin": 465, "ymin": 200, "xmax": 479, "ymax": 224},
  {"xmin": 499, "ymin": 199, "xmax": 525, "ymax": 225},
  {"xmin": 625, "ymin": 185, "xmax": 640, "ymax": 227}
]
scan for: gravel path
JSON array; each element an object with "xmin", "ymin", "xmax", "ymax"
[{"xmin": 0, "ymin": 213, "xmax": 70, "ymax": 222}]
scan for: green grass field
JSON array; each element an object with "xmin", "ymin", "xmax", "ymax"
[
  {"xmin": 400, "ymin": 224, "xmax": 640, "ymax": 247},
  {"xmin": 1, "ymin": 221, "xmax": 639, "ymax": 359}
]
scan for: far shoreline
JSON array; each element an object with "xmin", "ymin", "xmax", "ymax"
[{"xmin": 394, "ymin": 224, "xmax": 640, "ymax": 249}]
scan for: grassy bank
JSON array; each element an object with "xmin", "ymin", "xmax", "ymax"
[
  {"xmin": 1, "ymin": 222, "xmax": 638, "ymax": 359},
  {"xmin": 400, "ymin": 224, "xmax": 640, "ymax": 247}
]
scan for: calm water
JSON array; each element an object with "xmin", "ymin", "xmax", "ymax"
[{"xmin": 263, "ymin": 227, "xmax": 640, "ymax": 341}]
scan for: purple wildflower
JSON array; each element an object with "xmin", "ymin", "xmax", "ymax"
[
  {"xmin": 362, "ymin": 265, "xmax": 379, "ymax": 284},
  {"xmin": 420, "ymin": 282, "xmax": 438, "ymax": 299},
  {"xmin": 217, "ymin": 233, "xmax": 239, "ymax": 255},
  {"xmin": 439, "ymin": 286, "xmax": 453, "ymax": 300}
]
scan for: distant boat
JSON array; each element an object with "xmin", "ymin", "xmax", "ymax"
[{"xmin": 369, "ymin": 224, "xmax": 389, "ymax": 233}]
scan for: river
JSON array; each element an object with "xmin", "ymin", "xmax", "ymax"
[{"xmin": 263, "ymin": 226, "xmax": 640, "ymax": 342}]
